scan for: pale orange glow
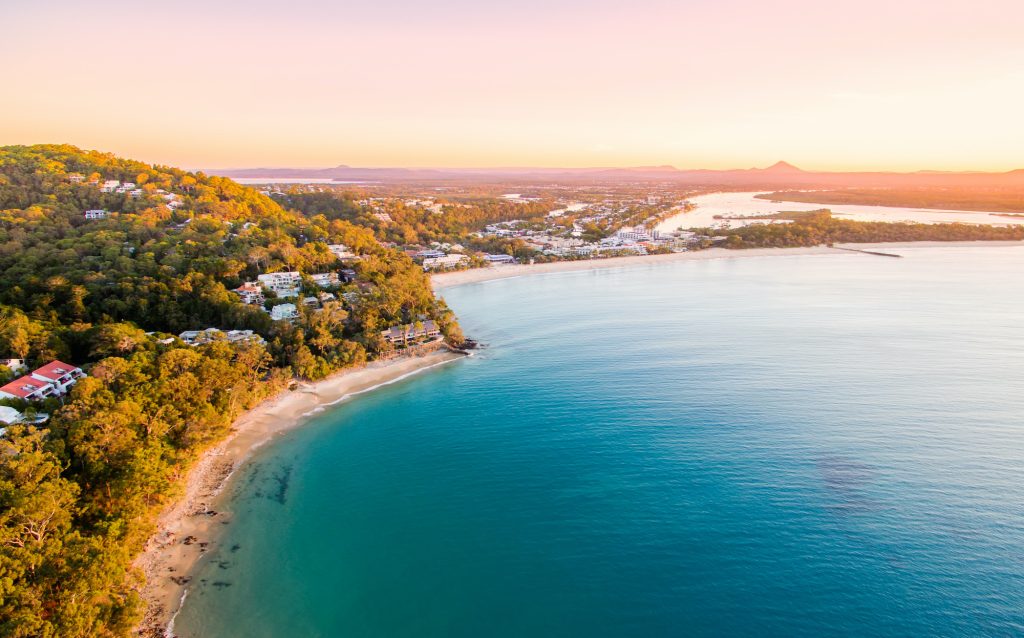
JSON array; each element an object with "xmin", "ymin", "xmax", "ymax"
[{"xmin": 3, "ymin": 0, "xmax": 1023, "ymax": 171}]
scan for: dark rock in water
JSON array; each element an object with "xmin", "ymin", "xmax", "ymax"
[
  {"xmin": 183, "ymin": 535, "xmax": 197, "ymax": 545},
  {"xmin": 230, "ymin": 544, "xmax": 242, "ymax": 553}
]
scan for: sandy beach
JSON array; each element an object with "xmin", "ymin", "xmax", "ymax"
[
  {"xmin": 431, "ymin": 242, "xmax": 1024, "ymax": 289},
  {"xmin": 134, "ymin": 349, "xmax": 465, "ymax": 638}
]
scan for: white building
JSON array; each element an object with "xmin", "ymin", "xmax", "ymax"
[
  {"xmin": 100, "ymin": 180, "xmax": 121, "ymax": 193},
  {"xmin": 310, "ymin": 272, "xmax": 340, "ymax": 288},
  {"xmin": 258, "ymin": 271, "xmax": 302, "ymax": 299},
  {"xmin": 616, "ymin": 226, "xmax": 654, "ymax": 242},
  {"xmin": 484, "ymin": 254, "xmax": 516, "ymax": 265},
  {"xmin": 422, "ymin": 254, "xmax": 469, "ymax": 271},
  {"xmin": 1, "ymin": 358, "xmax": 27, "ymax": 374},
  {"xmin": 179, "ymin": 328, "xmax": 266, "ymax": 346},
  {"xmin": 30, "ymin": 360, "xmax": 86, "ymax": 395},
  {"xmin": 327, "ymin": 244, "xmax": 357, "ymax": 260},
  {"xmin": 233, "ymin": 282, "xmax": 265, "ymax": 305},
  {"xmin": 0, "ymin": 360, "xmax": 86, "ymax": 401},
  {"xmin": 84, "ymin": 209, "xmax": 109, "ymax": 220},
  {"xmin": 270, "ymin": 303, "xmax": 299, "ymax": 321}
]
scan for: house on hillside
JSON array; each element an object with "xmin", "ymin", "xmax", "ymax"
[
  {"xmin": 0, "ymin": 406, "xmax": 48, "ymax": 426},
  {"xmin": 0, "ymin": 377, "xmax": 56, "ymax": 401},
  {"xmin": 179, "ymin": 328, "xmax": 265, "ymax": 346},
  {"xmin": 270, "ymin": 303, "xmax": 299, "ymax": 322},
  {"xmin": 233, "ymin": 282, "xmax": 265, "ymax": 305},
  {"xmin": 100, "ymin": 180, "xmax": 121, "ymax": 193},
  {"xmin": 84, "ymin": 209, "xmax": 109, "ymax": 220},
  {"xmin": 0, "ymin": 360, "xmax": 86, "ymax": 401},
  {"xmin": 258, "ymin": 271, "xmax": 302, "ymax": 299},
  {"xmin": 310, "ymin": 272, "xmax": 340, "ymax": 288},
  {"xmin": 31, "ymin": 360, "xmax": 86, "ymax": 395},
  {"xmin": 327, "ymin": 244, "xmax": 357, "ymax": 260},
  {"xmin": 68, "ymin": 173, "xmax": 84, "ymax": 183},
  {"xmin": 1, "ymin": 359, "xmax": 27, "ymax": 375}
]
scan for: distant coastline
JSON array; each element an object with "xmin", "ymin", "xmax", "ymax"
[
  {"xmin": 135, "ymin": 349, "xmax": 465, "ymax": 638},
  {"xmin": 431, "ymin": 242, "xmax": 1024, "ymax": 289}
]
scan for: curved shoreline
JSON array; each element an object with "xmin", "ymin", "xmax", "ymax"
[
  {"xmin": 133, "ymin": 349, "xmax": 465, "ymax": 637},
  {"xmin": 430, "ymin": 241, "xmax": 1024, "ymax": 289}
]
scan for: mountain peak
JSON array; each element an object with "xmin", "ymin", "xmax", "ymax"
[{"xmin": 762, "ymin": 160, "xmax": 802, "ymax": 173}]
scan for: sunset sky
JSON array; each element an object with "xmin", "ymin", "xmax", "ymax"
[{"xmin": 4, "ymin": 0, "xmax": 1023, "ymax": 171}]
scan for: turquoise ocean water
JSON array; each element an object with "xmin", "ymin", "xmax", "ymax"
[{"xmin": 177, "ymin": 246, "xmax": 1024, "ymax": 637}]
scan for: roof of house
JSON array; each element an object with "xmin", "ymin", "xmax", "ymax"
[
  {"xmin": 0, "ymin": 406, "xmax": 23, "ymax": 424},
  {"xmin": 0, "ymin": 375, "xmax": 51, "ymax": 398},
  {"xmin": 32, "ymin": 360, "xmax": 80, "ymax": 381}
]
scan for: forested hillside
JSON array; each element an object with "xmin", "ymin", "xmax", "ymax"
[{"xmin": 0, "ymin": 145, "xmax": 460, "ymax": 637}]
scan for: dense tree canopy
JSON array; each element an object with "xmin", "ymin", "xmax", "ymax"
[{"xmin": 0, "ymin": 145, "xmax": 462, "ymax": 636}]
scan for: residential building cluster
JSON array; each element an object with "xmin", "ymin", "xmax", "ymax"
[{"xmin": 0, "ymin": 360, "xmax": 86, "ymax": 401}]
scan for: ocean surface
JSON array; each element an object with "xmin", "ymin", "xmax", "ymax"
[
  {"xmin": 176, "ymin": 246, "xmax": 1024, "ymax": 637},
  {"xmin": 656, "ymin": 192, "xmax": 1024, "ymax": 231}
]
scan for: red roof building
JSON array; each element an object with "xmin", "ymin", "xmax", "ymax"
[{"xmin": 0, "ymin": 375, "xmax": 56, "ymax": 401}]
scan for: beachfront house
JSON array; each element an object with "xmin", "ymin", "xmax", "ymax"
[
  {"xmin": 422, "ymin": 254, "xmax": 469, "ymax": 271},
  {"xmin": 258, "ymin": 271, "xmax": 302, "ymax": 299},
  {"xmin": 484, "ymin": 254, "xmax": 517, "ymax": 265},
  {"xmin": 380, "ymin": 320, "xmax": 441, "ymax": 347}
]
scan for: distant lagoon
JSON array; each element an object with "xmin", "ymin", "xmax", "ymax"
[
  {"xmin": 176, "ymin": 245, "xmax": 1024, "ymax": 637},
  {"xmin": 657, "ymin": 191, "xmax": 1024, "ymax": 231}
]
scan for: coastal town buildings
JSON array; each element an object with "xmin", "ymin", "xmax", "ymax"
[{"xmin": 0, "ymin": 360, "xmax": 87, "ymax": 401}]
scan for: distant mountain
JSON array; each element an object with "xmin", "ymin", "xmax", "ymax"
[{"xmin": 210, "ymin": 162, "xmax": 1024, "ymax": 188}]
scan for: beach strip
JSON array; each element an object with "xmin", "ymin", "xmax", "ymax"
[
  {"xmin": 135, "ymin": 349, "xmax": 465, "ymax": 637},
  {"xmin": 430, "ymin": 242, "xmax": 1024, "ymax": 290}
]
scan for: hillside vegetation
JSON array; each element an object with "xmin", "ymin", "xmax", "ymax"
[{"xmin": 0, "ymin": 145, "xmax": 460, "ymax": 637}]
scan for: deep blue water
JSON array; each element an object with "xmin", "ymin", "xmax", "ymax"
[{"xmin": 177, "ymin": 247, "xmax": 1024, "ymax": 637}]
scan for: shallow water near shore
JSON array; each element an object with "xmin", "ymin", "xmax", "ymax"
[{"xmin": 176, "ymin": 246, "xmax": 1024, "ymax": 637}]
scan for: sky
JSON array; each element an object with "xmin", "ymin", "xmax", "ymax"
[{"xmin": 3, "ymin": 0, "xmax": 1023, "ymax": 171}]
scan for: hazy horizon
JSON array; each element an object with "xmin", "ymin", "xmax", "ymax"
[{"xmin": 4, "ymin": 0, "xmax": 1023, "ymax": 171}]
